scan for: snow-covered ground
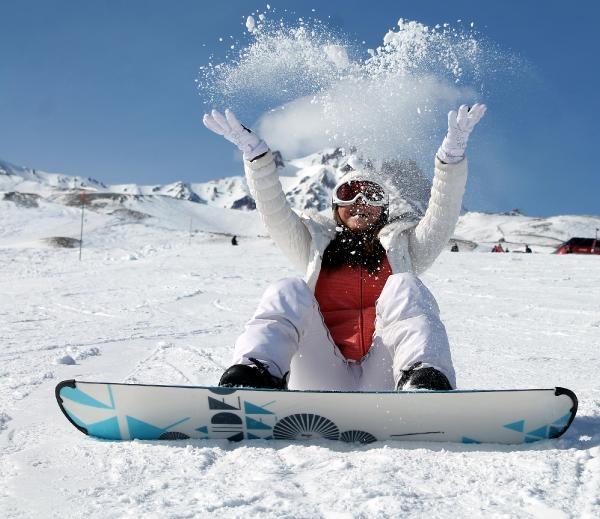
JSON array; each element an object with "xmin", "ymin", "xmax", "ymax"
[{"xmin": 1, "ymin": 202, "xmax": 599, "ymax": 518}]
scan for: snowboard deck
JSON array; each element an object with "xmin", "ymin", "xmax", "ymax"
[{"xmin": 55, "ymin": 380, "xmax": 577, "ymax": 445}]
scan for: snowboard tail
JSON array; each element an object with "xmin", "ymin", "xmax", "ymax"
[{"xmin": 55, "ymin": 380, "xmax": 577, "ymax": 445}]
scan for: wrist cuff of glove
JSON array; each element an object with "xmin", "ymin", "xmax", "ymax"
[
  {"xmin": 243, "ymin": 140, "xmax": 269, "ymax": 161},
  {"xmin": 436, "ymin": 146, "xmax": 465, "ymax": 165}
]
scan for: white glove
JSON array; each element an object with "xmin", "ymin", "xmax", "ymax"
[
  {"xmin": 203, "ymin": 109, "xmax": 269, "ymax": 161},
  {"xmin": 437, "ymin": 103, "xmax": 487, "ymax": 164}
]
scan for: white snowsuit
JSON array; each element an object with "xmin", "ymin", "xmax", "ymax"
[{"xmin": 233, "ymin": 151, "xmax": 468, "ymax": 390}]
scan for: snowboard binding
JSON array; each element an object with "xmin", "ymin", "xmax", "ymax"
[
  {"xmin": 398, "ymin": 363, "xmax": 453, "ymax": 391},
  {"xmin": 219, "ymin": 357, "xmax": 287, "ymax": 390}
]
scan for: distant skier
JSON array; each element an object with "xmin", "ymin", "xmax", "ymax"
[
  {"xmin": 451, "ymin": 243, "xmax": 459, "ymax": 252},
  {"xmin": 203, "ymin": 103, "xmax": 486, "ymax": 391},
  {"xmin": 491, "ymin": 243, "xmax": 504, "ymax": 253},
  {"xmin": 231, "ymin": 235, "xmax": 238, "ymax": 246},
  {"xmin": 525, "ymin": 244, "xmax": 532, "ymax": 253}
]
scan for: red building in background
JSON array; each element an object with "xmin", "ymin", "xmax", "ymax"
[{"xmin": 555, "ymin": 237, "xmax": 600, "ymax": 255}]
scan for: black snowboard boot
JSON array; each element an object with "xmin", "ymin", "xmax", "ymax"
[
  {"xmin": 397, "ymin": 362, "xmax": 453, "ymax": 391},
  {"xmin": 218, "ymin": 358, "xmax": 287, "ymax": 390}
]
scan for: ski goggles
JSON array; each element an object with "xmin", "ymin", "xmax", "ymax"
[{"xmin": 332, "ymin": 180, "xmax": 388, "ymax": 207}]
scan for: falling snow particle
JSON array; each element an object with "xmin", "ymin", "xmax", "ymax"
[{"xmin": 246, "ymin": 15, "xmax": 256, "ymax": 33}]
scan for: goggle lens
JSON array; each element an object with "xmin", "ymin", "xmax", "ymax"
[{"xmin": 335, "ymin": 181, "xmax": 386, "ymax": 203}]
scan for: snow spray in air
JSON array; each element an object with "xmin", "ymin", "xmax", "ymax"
[{"xmin": 197, "ymin": 10, "xmax": 518, "ymax": 167}]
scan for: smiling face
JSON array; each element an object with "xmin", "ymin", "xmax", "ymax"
[{"xmin": 336, "ymin": 199, "xmax": 384, "ymax": 232}]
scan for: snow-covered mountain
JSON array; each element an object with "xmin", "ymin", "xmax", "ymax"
[
  {"xmin": 2, "ymin": 153, "xmax": 599, "ymax": 252},
  {"xmin": 0, "ymin": 149, "xmax": 431, "ymax": 214},
  {"xmin": 0, "ymin": 158, "xmax": 107, "ymax": 195}
]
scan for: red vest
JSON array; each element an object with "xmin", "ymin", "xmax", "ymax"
[{"xmin": 314, "ymin": 257, "xmax": 393, "ymax": 361}]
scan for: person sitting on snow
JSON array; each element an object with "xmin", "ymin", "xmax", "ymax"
[{"xmin": 203, "ymin": 104, "xmax": 486, "ymax": 391}]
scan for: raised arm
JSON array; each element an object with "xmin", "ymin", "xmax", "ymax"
[
  {"xmin": 409, "ymin": 104, "xmax": 486, "ymax": 274},
  {"xmin": 203, "ymin": 109, "xmax": 312, "ymax": 272}
]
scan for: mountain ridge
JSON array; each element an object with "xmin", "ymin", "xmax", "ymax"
[
  {"xmin": 2, "ymin": 154, "xmax": 599, "ymax": 252},
  {"xmin": 1, "ymin": 149, "xmax": 431, "ymax": 216}
]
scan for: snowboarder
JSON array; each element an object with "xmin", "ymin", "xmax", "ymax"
[
  {"xmin": 203, "ymin": 104, "xmax": 486, "ymax": 391},
  {"xmin": 451, "ymin": 243, "xmax": 459, "ymax": 252},
  {"xmin": 525, "ymin": 244, "xmax": 532, "ymax": 253},
  {"xmin": 231, "ymin": 235, "xmax": 238, "ymax": 246}
]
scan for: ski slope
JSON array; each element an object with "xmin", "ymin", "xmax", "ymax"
[{"xmin": 1, "ymin": 211, "xmax": 599, "ymax": 518}]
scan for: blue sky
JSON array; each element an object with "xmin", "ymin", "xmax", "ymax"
[{"xmin": 1, "ymin": 0, "xmax": 598, "ymax": 217}]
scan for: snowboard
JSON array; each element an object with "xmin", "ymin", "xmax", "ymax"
[{"xmin": 55, "ymin": 380, "xmax": 577, "ymax": 445}]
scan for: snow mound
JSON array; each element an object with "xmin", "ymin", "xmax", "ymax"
[{"xmin": 54, "ymin": 354, "xmax": 76, "ymax": 365}]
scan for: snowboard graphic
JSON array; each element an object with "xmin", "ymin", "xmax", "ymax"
[{"xmin": 55, "ymin": 380, "xmax": 577, "ymax": 444}]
